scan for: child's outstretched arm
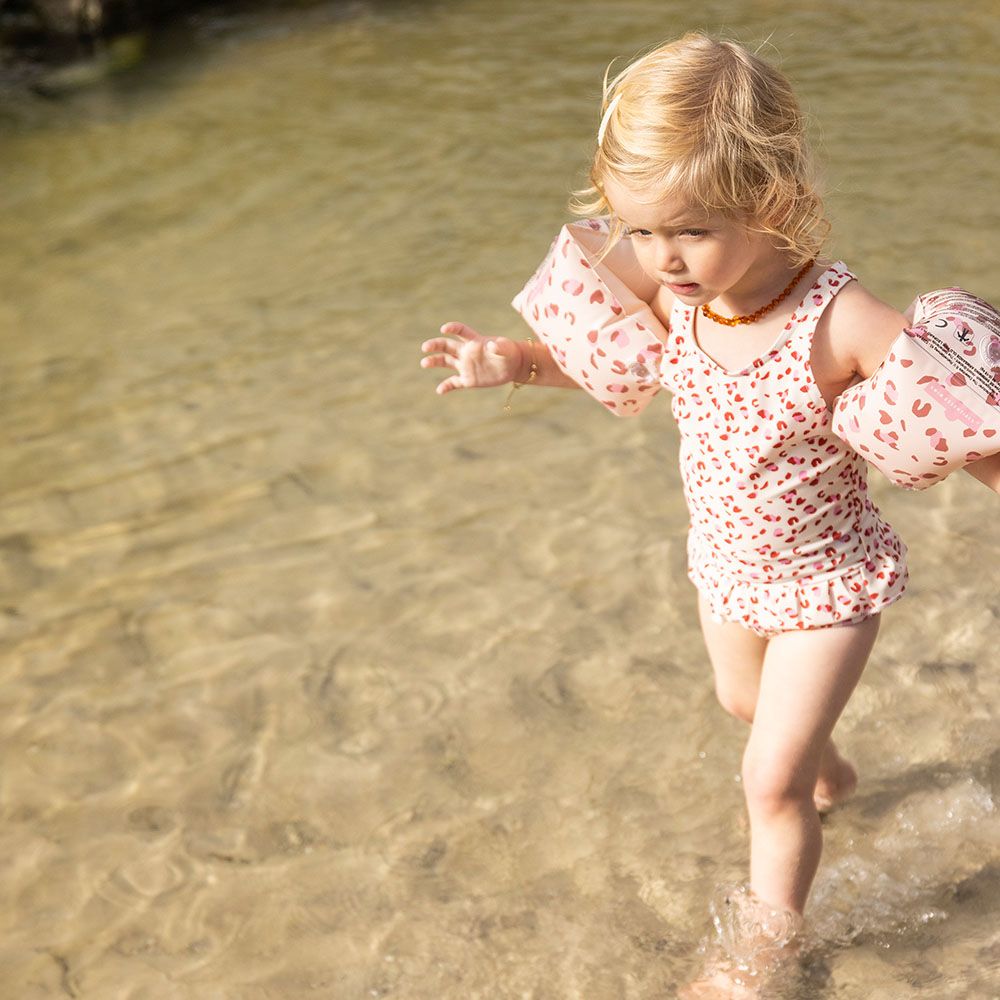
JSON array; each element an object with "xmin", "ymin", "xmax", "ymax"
[{"xmin": 420, "ymin": 322, "xmax": 581, "ymax": 396}]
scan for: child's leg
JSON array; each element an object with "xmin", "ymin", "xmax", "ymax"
[
  {"xmin": 741, "ymin": 615, "xmax": 881, "ymax": 914},
  {"xmin": 697, "ymin": 595, "xmax": 858, "ymax": 810},
  {"xmin": 696, "ymin": 595, "xmax": 767, "ymax": 721}
]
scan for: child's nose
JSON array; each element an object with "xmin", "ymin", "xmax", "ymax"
[{"xmin": 653, "ymin": 238, "xmax": 683, "ymax": 274}]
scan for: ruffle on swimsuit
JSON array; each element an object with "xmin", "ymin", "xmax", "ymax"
[{"xmin": 686, "ymin": 516, "xmax": 907, "ymax": 638}]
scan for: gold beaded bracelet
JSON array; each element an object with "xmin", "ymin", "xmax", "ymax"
[{"xmin": 503, "ymin": 336, "xmax": 538, "ymax": 415}]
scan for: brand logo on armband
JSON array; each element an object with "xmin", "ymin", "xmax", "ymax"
[{"xmin": 926, "ymin": 382, "xmax": 983, "ymax": 430}]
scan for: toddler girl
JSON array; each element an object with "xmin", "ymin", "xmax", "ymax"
[{"xmin": 420, "ymin": 32, "xmax": 998, "ymax": 992}]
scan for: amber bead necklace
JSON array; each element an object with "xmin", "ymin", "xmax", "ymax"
[{"xmin": 701, "ymin": 259, "xmax": 815, "ymax": 327}]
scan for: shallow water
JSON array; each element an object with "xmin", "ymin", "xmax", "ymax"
[{"xmin": 1, "ymin": 0, "xmax": 999, "ymax": 996}]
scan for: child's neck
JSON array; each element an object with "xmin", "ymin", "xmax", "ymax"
[{"xmin": 712, "ymin": 254, "xmax": 807, "ymax": 319}]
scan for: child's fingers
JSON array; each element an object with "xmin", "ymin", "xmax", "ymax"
[
  {"xmin": 421, "ymin": 336, "xmax": 460, "ymax": 356},
  {"xmin": 439, "ymin": 321, "xmax": 479, "ymax": 340},
  {"xmin": 420, "ymin": 353, "xmax": 457, "ymax": 370},
  {"xmin": 435, "ymin": 373, "xmax": 465, "ymax": 395}
]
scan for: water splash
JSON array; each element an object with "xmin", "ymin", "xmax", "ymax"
[
  {"xmin": 689, "ymin": 883, "xmax": 806, "ymax": 992},
  {"xmin": 809, "ymin": 777, "xmax": 998, "ymax": 946}
]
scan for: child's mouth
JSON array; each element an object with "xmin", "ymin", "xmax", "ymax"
[{"xmin": 667, "ymin": 282, "xmax": 700, "ymax": 295}]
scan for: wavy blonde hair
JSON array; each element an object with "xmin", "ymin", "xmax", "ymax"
[{"xmin": 571, "ymin": 33, "xmax": 830, "ymax": 266}]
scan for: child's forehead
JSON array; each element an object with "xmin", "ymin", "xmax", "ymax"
[{"xmin": 604, "ymin": 178, "xmax": 715, "ymax": 227}]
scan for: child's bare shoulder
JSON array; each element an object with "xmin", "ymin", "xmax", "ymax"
[{"xmin": 818, "ymin": 277, "xmax": 908, "ymax": 378}]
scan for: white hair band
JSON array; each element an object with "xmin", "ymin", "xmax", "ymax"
[{"xmin": 597, "ymin": 93, "xmax": 622, "ymax": 146}]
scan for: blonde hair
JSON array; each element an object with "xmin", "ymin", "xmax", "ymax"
[{"xmin": 571, "ymin": 33, "xmax": 830, "ymax": 266}]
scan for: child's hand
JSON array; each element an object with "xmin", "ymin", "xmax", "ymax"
[{"xmin": 420, "ymin": 322, "xmax": 524, "ymax": 396}]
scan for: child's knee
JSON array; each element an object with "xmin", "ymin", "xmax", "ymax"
[
  {"xmin": 715, "ymin": 681, "xmax": 755, "ymax": 723},
  {"xmin": 741, "ymin": 745, "xmax": 813, "ymax": 811}
]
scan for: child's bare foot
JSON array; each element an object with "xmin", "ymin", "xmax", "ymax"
[
  {"xmin": 678, "ymin": 966, "xmax": 761, "ymax": 999},
  {"xmin": 681, "ymin": 886, "xmax": 804, "ymax": 998},
  {"xmin": 813, "ymin": 751, "xmax": 857, "ymax": 814}
]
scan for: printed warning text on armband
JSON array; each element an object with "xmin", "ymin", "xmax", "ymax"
[
  {"xmin": 911, "ymin": 334, "xmax": 998, "ymax": 401},
  {"xmin": 920, "ymin": 290, "xmax": 1000, "ymax": 336}
]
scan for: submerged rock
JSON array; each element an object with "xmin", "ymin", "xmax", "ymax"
[
  {"xmin": 1, "ymin": 1, "xmax": 215, "ymax": 93},
  {"xmin": 31, "ymin": 0, "xmax": 104, "ymax": 36},
  {"xmin": 29, "ymin": 30, "xmax": 146, "ymax": 94},
  {"xmin": 5, "ymin": 0, "xmax": 175, "ymax": 41},
  {"xmin": 1, "ymin": 0, "xmax": 149, "ymax": 87}
]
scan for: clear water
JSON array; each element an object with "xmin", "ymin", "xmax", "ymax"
[{"xmin": 1, "ymin": 1, "xmax": 998, "ymax": 996}]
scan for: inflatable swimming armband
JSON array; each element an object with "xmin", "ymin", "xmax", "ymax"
[
  {"xmin": 511, "ymin": 218, "xmax": 668, "ymax": 416},
  {"xmin": 831, "ymin": 288, "xmax": 1000, "ymax": 489},
  {"xmin": 511, "ymin": 220, "xmax": 1000, "ymax": 485}
]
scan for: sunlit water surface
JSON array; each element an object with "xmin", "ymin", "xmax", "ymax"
[{"xmin": 1, "ymin": 0, "xmax": 999, "ymax": 996}]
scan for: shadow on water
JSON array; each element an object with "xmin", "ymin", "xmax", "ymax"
[{"xmin": 0, "ymin": 0, "xmax": 448, "ymax": 123}]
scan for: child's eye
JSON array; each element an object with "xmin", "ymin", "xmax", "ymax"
[
  {"xmin": 681, "ymin": 229, "xmax": 708, "ymax": 238},
  {"xmin": 625, "ymin": 228, "xmax": 652, "ymax": 238}
]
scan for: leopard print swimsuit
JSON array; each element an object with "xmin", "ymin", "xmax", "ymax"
[{"xmin": 659, "ymin": 262, "xmax": 908, "ymax": 637}]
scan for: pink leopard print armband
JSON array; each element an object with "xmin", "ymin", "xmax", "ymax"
[
  {"xmin": 511, "ymin": 218, "xmax": 670, "ymax": 416},
  {"xmin": 832, "ymin": 288, "xmax": 1000, "ymax": 489}
]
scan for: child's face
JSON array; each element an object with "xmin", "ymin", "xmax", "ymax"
[{"xmin": 603, "ymin": 177, "xmax": 775, "ymax": 307}]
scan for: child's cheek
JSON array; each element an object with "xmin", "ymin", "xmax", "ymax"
[{"xmin": 637, "ymin": 251, "xmax": 659, "ymax": 281}]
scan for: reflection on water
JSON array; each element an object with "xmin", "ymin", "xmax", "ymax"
[{"xmin": 1, "ymin": 0, "xmax": 999, "ymax": 996}]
